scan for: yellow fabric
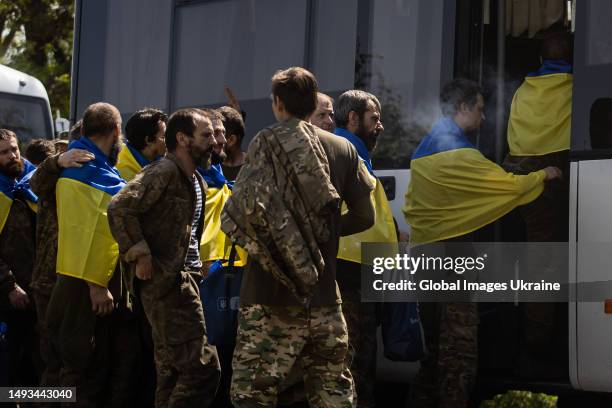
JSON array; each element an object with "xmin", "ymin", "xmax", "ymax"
[
  {"xmin": 116, "ymin": 143, "xmax": 142, "ymax": 181},
  {"xmin": 56, "ymin": 178, "xmax": 119, "ymax": 287},
  {"xmin": 507, "ymin": 73, "xmax": 573, "ymax": 156},
  {"xmin": 200, "ymin": 184, "xmax": 247, "ymax": 266},
  {"xmin": 0, "ymin": 192, "xmax": 11, "ymax": 234},
  {"xmin": 404, "ymin": 148, "xmax": 547, "ymax": 245},
  {"xmin": 338, "ymin": 176, "xmax": 398, "ymax": 263}
]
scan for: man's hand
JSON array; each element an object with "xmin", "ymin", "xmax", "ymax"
[
  {"xmin": 8, "ymin": 285, "xmax": 29, "ymax": 309},
  {"xmin": 224, "ymin": 85, "xmax": 241, "ymax": 111},
  {"xmin": 58, "ymin": 149, "xmax": 95, "ymax": 168},
  {"xmin": 88, "ymin": 283, "xmax": 114, "ymax": 316},
  {"xmin": 135, "ymin": 254, "xmax": 153, "ymax": 281},
  {"xmin": 543, "ymin": 166, "xmax": 563, "ymax": 181}
]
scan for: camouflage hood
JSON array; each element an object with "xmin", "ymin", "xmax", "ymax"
[{"xmin": 221, "ymin": 118, "xmax": 340, "ymax": 304}]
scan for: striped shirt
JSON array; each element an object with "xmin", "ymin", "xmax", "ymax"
[{"xmin": 184, "ymin": 175, "xmax": 203, "ymax": 271}]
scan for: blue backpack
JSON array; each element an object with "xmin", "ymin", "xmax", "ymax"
[
  {"xmin": 381, "ymin": 302, "xmax": 427, "ymax": 362},
  {"xmin": 199, "ymin": 245, "xmax": 242, "ymax": 346}
]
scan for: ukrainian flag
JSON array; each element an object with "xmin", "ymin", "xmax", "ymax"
[
  {"xmin": 0, "ymin": 159, "xmax": 37, "ymax": 233},
  {"xmin": 198, "ymin": 164, "xmax": 247, "ymax": 267},
  {"xmin": 404, "ymin": 118, "xmax": 546, "ymax": 245},
  {"xmin": 56, "ymin": 137, "xmax": 125, "ymax": 287},
  {"xmin": 507, "ymin": 59, "xmax": 573, "ymax": 156},
  {"xmin": 334, "ymin": 128, "xmax": 398, "ymax": 263},
  {"xmin": 116, "ymin": 142, "xmax": 150, "ymax": 181}
]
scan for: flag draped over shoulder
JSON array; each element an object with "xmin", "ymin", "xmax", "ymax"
[
  {"xmin": 198, "ymin": 164, "xmax": 246, "ymax": 266},
  {"xmin": 116, "ymin": 142, "xmax": 150, "ymax": 181},
  {"xmin": 507, "ymin": 59, "xmax": 573, "ymax": 156},
  {"xmin": 334, "ymin": 128, "xmax": 397, "ymax": 263},
  {"xmin": 404, "ymin": 118, "xmax": 547, "ymax": 245},
  {"xmin": 0, "ymin": 159, "xmax": 38, "ymax": 233},
  {"xmin": 56, "ymin": 137, "xmax": 125, "ymax": 287}
]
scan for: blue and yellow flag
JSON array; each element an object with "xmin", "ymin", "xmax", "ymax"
[
  {"xmin": 0, "ymin": 159, "xmax": 38, "ymax": 233},
  {"xmin": 507, "ymin": 59, "xmax": 573, "ymax": 156},
  {"xmin": 116, "ymin": 142, "xmax": 150, "ymax": 181},
  {"xmin": 56, "ymin": 137, "xmax": 125, "ymax": 287},
  {"xmin": 199, "ymin": 164, "xmax": 246, "ymax": 266},
  {"xmin": 404, "ymin": 118, "xmax": 547, "ymax": 245},
  {"xmin": 334, "ymin": 128, "xmax": 398, "ymax": 263}
]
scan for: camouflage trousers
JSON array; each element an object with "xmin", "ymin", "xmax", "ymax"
[
  {"xmin": 139, "ymin": 271, "xmax": 220, "ymax": 408},
  {"xmin": 231, "ymin": 303, "xmax": 355, "ymax": 408},
  {"xmin": 341, "ymin": 288, "xmax": 378, "ymax": 408},
  {"xmin": 33, "ymin": 291, "xmax": 61, "ymax": 391},
  {"xmin": 409, "ymin": 302, "xmax": 478, "ymax": 408}
]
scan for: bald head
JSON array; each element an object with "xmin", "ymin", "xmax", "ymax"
[
  {"xmin": 310, "ymin": 92, "xmax": 335, "ymax": 132},
  {"xmin": 82, "ymin": 102, "xmax": 122, "ymax": 138}
]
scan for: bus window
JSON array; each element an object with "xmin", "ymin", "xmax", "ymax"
[{"xmin": 0, "ymin": 92, "xmax": 52, "ymax": 143}]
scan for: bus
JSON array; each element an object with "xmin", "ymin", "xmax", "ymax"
[
  {"xmin": 71, "ymin": 0, "xmax": 612, "ymax": 400},
  {"xmin": 0, "ymin": 64, "xmax": 55, "ymax": 143}
]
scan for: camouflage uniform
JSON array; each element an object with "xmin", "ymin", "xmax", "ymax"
[
  {"xmin": 29, "ymin": 154, "xmax": 63, "ymax": 390},
  {"xmin": 0, "ymin": 168, "xmax": 41, "ymax": 387},
  {"xmin": 231, "ymin": 304, "xmax": 354, "ymax": 408},
  {"xmin": 222, "ymin": 120, "xmax": 375, "ymax": 408},
  {"xmin": 108, "ymin": 154, "xmax": 220, "ymax": 408}
]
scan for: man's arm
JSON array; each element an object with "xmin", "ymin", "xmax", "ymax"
[
  {"xmin": 341, "ymin": 194, "xmax": 375, "ymax": 236},
  {"xmin": 108, "ymin": 165, "xmax": 170, "ymax": 279},
  {"xmin": 30, "ymin": 150, "xmax": 94, "ymax": 199},
  {"xmin": 0, "ymin": 261, "xmax": 28, "ymax": 309}
]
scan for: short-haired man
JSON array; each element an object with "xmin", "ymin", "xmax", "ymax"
[
  {"xmin": 333, "ymin": 89, "xmax": 397, "ymax": 408},
  {"xmin": 218, "ymin": 106, "xmax": 246, "ymax": 183},
  {"xmin": 30, "ymin": 145, "xmax": 94, "ymax": 390},
  {"xmin": 117, "ymin": 108, "xmax": 168, "ymax": 181},
  {"xmin": 404, "ymin": 79, "xmax": 561, "ymax": 407},
  {"xmin": 222, "ymin": 67, "xmax": 375, "ymax": 407},
  {"xmin": 108, "ymin": 108, "xmax": 221, "ymax": 407},
  {"xmin": 24, "ymin": 138, "xmax": 55, "ymax": 165},
  {"xmin": 0, "ymin": 129, "xmax": 40, "ymax": 387},
  {"xmin": 310, "ymin": 92, "xmax": 335, "ymax": 132},
  {"xmin": 45, "ymin": 102, "xmax": 139, "ymax": 406}
]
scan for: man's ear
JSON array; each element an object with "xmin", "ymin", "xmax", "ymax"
[
  {"xmin": 176, "ymin": 131, "xmax": 189, "ymax": 148},
  {"xmin": 348, "ymin": 110, "xmax": 360, "ymax": 127},
  {"xmin": 226, "ymin": 134, "xmax": 237, "ymax": 147}
]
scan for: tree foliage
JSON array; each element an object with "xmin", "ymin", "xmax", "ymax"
[{"xmin": 0, "ymin": 0, "xmax": 74, "ymax": 116}]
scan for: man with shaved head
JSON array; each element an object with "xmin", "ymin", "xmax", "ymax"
[{"xmin": 46, "ymin": 102, "xmax": 141, "ymax": 405}]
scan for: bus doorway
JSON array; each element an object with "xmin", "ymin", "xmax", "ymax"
[{"xmin": 454, "ymin": 0, "xmax": 573, "ymax": 388}]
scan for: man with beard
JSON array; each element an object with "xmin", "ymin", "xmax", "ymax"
[
  {"xmin": 0, "ymin": 129, "xmax": 40, "ymax": 387},
  {"xmin": 108, "ymin": 108, "xmax": 221, "ymax": 408},
  {"xmin": 310, "ymin": 92, "xmax": 335, "ymax": 133},
  {"xmin": 117, "ymin": 108, "xmax": 168, "ymax": 181},
  {"xmin": 46, "ymin": 102, "xmax": 141, "ymax": 406},
  {"xmin": 333, "ymin": 90, "xmax": 398, "ymax": 408},
  {"xmin": 219, "ymin": 105, "xmax": 246, "ymax": 183}
]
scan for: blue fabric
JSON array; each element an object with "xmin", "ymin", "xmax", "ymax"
[
  {"xmin": 198, "ymin": 164, "xmax": 233, "ymax": 190},
  {"xmin": 381, "ymin": 302, "xmax": 427, "ymax": 362},
  {"xmin": 334, "ymin": 127, "xmax": 375, "ymax": 176},
  {"xmin": 0, "ymin": 159, "xmax": 38, "ymax": 203},
  {"xmin": 126, "ymin": 142, "xmax": 150, "ymax": 168},
  {"xmin": 62, "ymin": 136, "xmax": 125, "ymax": 196},
  {"xmin": 527, "ymin": 59, "xmax": 573, "ymax": 77},
  {"xmin": 412, "ymin": 117, "xmax": 475, "ymax": 160},
  {"xmin": 199, "ymin": 249, "xmax": 242, "ymax": 345}
]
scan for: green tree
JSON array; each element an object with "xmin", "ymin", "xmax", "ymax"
[{"xmin": 1, "ymin": 0, "xmax": 74, "ymax": 117}]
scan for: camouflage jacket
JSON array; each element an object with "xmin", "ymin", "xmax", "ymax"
[
  {"xmin": 108, "ymin": 153, "xmax": 207, "ymax": 298},
  {"xmin": 29, "ymin": 154, "xmax": 62, "ymax": 296},
  {"xmin": 221, "ymin": 118, "xmax": 341, "ymax": 304},
  {"xmin": 0, "ymin": 189, "xmax": 36, "ymax": 306}
]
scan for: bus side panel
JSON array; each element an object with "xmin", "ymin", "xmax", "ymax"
[
  {"xmin": 575, "ymin": 159, "xmax": 612, "ymax": 392},
  {"xmin": 568, "ymin": 161, "xmax": 579, "ymax": 390}
]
